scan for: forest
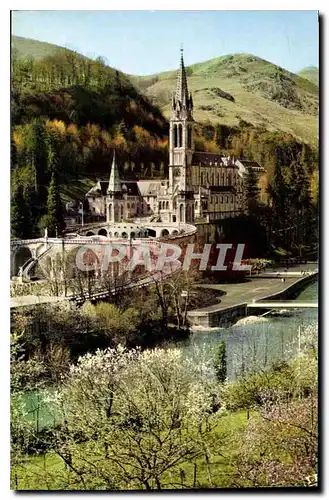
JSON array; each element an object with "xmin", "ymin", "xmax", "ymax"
[{"xmin": 11, "ymin": 48, "xmax": 319, "ymax": 256}]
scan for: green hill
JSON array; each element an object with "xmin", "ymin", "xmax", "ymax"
[
  {"xmin": 297, "ymin": 66, "xmax": 319, "ymax": 86},
  {"xmin": 12, "ymin": 35, "xmax": 72, "ymax": 60},
  {"xmin": 12, "ymin": 37, "xmax": 318, "ymax": 145},
  {"xmin": 132, "ymin": 53, "xmax": 318, "ymax": 145}
]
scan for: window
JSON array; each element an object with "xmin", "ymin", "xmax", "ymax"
[
  {"xmin": 187, "ymin": 125, "xmax": 192, "ymax": 149},
  {"xmin": 174, "ymin": 124, "xmax": 178, "ymax": 148},
  {"xmin": 178, "ymin": 124, "xmax": 183, "ymax": 147}
]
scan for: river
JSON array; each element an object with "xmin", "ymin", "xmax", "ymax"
[
  {"xmin": 19, "ymin": 280, "xmax": 318, "ymax": 428},
  {"xmin": 176, "ymin": 280, "xmax": 318, "ymax": 380}
]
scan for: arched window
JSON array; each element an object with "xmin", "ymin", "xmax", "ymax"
[
  {"xmin": 187, "ymin": 125, "xmax": 192, "ymax": 149},
  {"xmin": 180, "ymin": 204, "xmax": 184, "ymax": 222},
  {"xmin": 212, "ymin": 172, "xmax": 215, "ymax": 185},
  {"xmin": 178, "ymin": 124, "xmax": 183, "ymax": 148},
  {"xmin": 120, "ymin": 205, "xmax": 124, "ymax": 218},
  {"xmin": 122, "ymin": 232, "xmax": 128, "ymax": 239},
  {"xmin": 131, "ymin": 232, "xmax": 135, "ymax": 239},
  {"xmin": 166, "ymin": 201, "xmax": 169, "ymax": 210},
  {"xmin": 127, "ymin": 203, "xmax": 130, "ymax": 209},
  {"xmin": 174, "ymin": 124, "xmax": 178, "ymax": 148},
  {"xmin": 195, "ymin": 200, "xmax": 198, "ymax": 209},
  {"xmin": 228, "ymin": 173, "xmax": 232, "ymax": 185},
  {"xmin": 222, "ymin": 173, "xmax": 225, "ymax": 185},
  {"xmin": 108, "ymin": 204, "xmax": 112, "ymax": 220}
]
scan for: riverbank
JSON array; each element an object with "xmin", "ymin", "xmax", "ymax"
[{"xmin": 187, "ymin": 263, "xmax": 318, "ymax": 328}]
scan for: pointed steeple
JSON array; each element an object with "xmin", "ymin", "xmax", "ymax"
[
  {"xmin": 108, "ymin": 150, "xmax": 121, "ymax": 193},
  {"xmin": 172, "ymin": 47, "xmax": 193, "ymax": 120},
  {"xmin": 175, "ymin": 46, "xmax": 189, "ymax": 106}
]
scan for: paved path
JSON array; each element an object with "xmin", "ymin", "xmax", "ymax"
[
  {"xmin": 247, "ymin": 302, "xmax": 317, "ymax": 309},
  {"xmin": 190, "ymin": 263, "xmax": 318, "ymax": 315},
  {"xmin": 10, "ymin": 295, "xmax": 65, "ymax": 309}
]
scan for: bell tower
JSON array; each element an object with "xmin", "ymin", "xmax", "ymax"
[{"xmin": 169, "ymin": 48, "xmax": 195, "ymax": 222}]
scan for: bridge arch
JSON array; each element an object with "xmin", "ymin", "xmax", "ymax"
[
  {"xmin": 160, "ymin": 229, "xmax": 170, "ymax": 238},
  {"xmin": 12, "ymin": 246, "xmax": 33, "ymax": 276},
  {"xmin": 98, "ymin": 228, "xmax": 107, "ymax": 236}
]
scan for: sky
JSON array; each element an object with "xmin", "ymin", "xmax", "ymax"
[{"xmin": 12, "ymin": 10, "xmax": 319, "ymax": 75}]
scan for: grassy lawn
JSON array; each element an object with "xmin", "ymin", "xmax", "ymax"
[
  {"xmin": 60, "ymin": 176, "xmax": 96, "ymax": 203},
  {"xmin": 11, "ymin": 409, "xmax": 251, "ymax": 491}
]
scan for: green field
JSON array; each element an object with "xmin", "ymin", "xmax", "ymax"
[{"xmin": 11, "ymin": 409, "xmax": 251, "ymax": 490}]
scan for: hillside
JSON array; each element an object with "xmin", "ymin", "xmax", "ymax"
[
  {"xmin": 12, "ymin": 35, "xmax": 71, "ymax": 60},
  {"xmin": 132, "ymin": 54, "xmax": 318, "ymax": 146},
  {"xmin": 297, "ymin": 66, "xmax": 319, "ymax": 86}
]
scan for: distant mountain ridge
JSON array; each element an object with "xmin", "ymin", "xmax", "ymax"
[
  {"xmin": 297, "ymin": 66, "xmax": 319, "ymax": 86},
  {"xmin": 11, "ymin": 35, "xmax": 318, "ymax": 145},
  {"xmin": 12, "ymin": 35, "xmax": 72, "ymax": 60}
]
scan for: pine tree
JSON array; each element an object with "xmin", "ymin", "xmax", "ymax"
[
  {"xmin": 244, "ymin": 167, "xmax": 260, "ymax": 215},
  {"xmin": 11, "ymin": 185, "xmax": 32, "ymax": 239},
  {"xmin": 213, "ymin": 341, "xmax": 227, "ymax": 383},
  {"xmin": 45, "ymin": 172, "xmax": 65, "ymax": 237},
  {"xmin": 269, "ymin": 162, "xmax": 288, "ymax": 233}
]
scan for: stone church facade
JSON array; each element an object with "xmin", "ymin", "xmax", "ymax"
[{"xmin": 86, "ymin": 50, "xmax": 266, "ymax": 224}]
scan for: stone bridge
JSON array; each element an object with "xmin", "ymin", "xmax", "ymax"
[{"xmin": 10, "ymin": 222, "xmax": 197, "ymax": 279}]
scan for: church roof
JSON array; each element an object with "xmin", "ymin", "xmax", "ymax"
[
  {"xmin": 137, "ymin": 180, "xmax": 167, "ymax": 196},
  {"xmin": 192, "ymin": 152, "xmax": 238, "ymax": 167},
  {"xmin": 86, "ymin": 181, "xmax": 141, "ymax": 197},
  {"xmin": 236, "ymin": 159, "xmax": 265, "ymax": 171},
  {"xmin": 121, "ymin": 181, "xmax": 141, "ymax": 196}
]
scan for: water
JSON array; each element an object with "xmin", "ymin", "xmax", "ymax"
[
  {"xmin": 17, "ymin": 280, "xmax": 318, "ymax": 429},
  {"xmin": 178, "ymin": 280, "xmax": 318, "ymax": 380}
]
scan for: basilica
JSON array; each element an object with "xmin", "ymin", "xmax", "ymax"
[{"xmin": 86, "ymin": 50, "xmax": 266, "ymax": 224}]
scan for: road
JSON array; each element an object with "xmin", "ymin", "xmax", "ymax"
[{"xmin": 190, "ymin": 263, "xmax": 318, "ymax": 315}]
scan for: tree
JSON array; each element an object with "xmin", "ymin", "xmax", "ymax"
[
  {"xmin": 213, "ymin": 341, "xmax": 227, "ymax": 383},
  {"xmin": 11, "ymin": 185, "xmax": 32, "ymax": 239},
  {"xmin": 44, "ymin": 347, "xmax": 215, "ymax": 490},
  {"xmin": 244, "ymin": 167, "xmax": 259, "ymax": 215},
  {"xmin": 44, "ymin": 172, "xmax": 65, "ymax": 237}
]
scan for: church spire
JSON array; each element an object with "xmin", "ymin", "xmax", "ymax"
[
  {"xmin": 108, "ymin": 150, "xmax": 121, "ymax": 193},
  {"xmin": 172, "ymin": 47, "xmax": 193, "ymax": 119},
  {"xmin": 175, "ymin": 46, "xmax": 189, "ymax": 106}
]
